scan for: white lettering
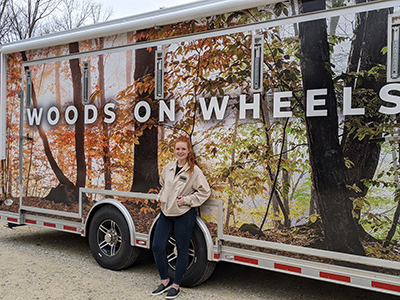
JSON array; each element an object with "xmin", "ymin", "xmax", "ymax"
[
  {"xmin": 134, "ymin": 101, "xmax": 151, "ymax": 123},
  {"xmin": 239, "ymin": 94, "xmax": 260, "ymax": 119},
  {"xmin": 379, "ymin": 83, "xmax": 400, "ymax": 115},
  {"xmin": 26, "ymin": 108, "xmax": 43, "ymax": 126},
  {"xmin": 84, "ymin": 104, "xmax": 98, "ymax": 125},
  {"xmin": 306, "ymin": 89, "xmax": 328, "ymax": 117},
  {"xmin": 65, "ymin": 106, "xmax": 78, "ymax": 125},
  {"xmin": 47, "ymin": 106, "xmax": 60, "ymax": 125},
  {"xmin": 159, "ymin": 100, "xmax": 175, "ymax": 122},
  {"xmin": 26, "ymin": 84, "xmax": 400, "ymax": 128},
  {"xmin": 273, "ymin": 91, "xmax": 293, "ymax": 118},
  {"xmin": 104, "ymin": 103, "xmax": 116, "ymax": 124},
  {"xmin": 343, "ymin": 87, "xmax": 364, "ymax": 116},
  {"xmin": 199, "ymin": 96, "xmax": 229, "ymax": 120}
]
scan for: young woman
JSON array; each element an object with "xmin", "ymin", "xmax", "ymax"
[{"xmin": 151, "ymin": 136, "xmax": 211, "ymax": 299}]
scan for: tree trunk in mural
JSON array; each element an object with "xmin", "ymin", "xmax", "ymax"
[
  {"xmin": 68, "ymin": 42, "xmax": 87, "ymax": 200},
  {"xmin": 130, "ymin": 39, "xmax": 159, "ymax": 193},
  {"xmin": 298, "ymin": 0, "xmax": 365, "ymax": 255},
  {"xmin": 341, "ymin": 2, "xmax": 391, "ymax": 242},
  {"xmin": 97, "ymin": 37, "xmax": 112, "ymax": 190},
  {"xmin": 126, "ymin": 31, "xmax": 134, "ymax": 86}
]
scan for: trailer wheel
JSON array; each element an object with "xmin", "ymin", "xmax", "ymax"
[
  {"xmin": 167, "ymin": 224, "xmax": 215, "ymax": 287},
  {"xmin": 88, "ymin": 205, "xmax": 140, "ymax": 270}
]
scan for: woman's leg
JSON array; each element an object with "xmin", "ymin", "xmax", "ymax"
[
  {"xmin": 152, "ymin": 212, "xmax": 174, "ymax": 281},
  {"xmin": 172, "ymin": 208, "xmax": 196, "ymax": 286}
]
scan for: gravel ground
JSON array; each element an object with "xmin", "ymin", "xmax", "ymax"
[{"xmin": 0, "ymin": 223, "xmax": 399, "ymax": 300}]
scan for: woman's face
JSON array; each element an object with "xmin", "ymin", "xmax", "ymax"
[{"xmin": 175, "ymin": 141, "xmax": 189, "ymax": 162}]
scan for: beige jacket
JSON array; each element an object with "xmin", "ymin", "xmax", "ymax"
[{"xmin": 158, "ymin": 161, "xmax": 211, "ymax": 217}]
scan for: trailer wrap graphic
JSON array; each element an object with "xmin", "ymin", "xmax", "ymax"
[
  {"xmin": 24, "ymin": 83, "xmax": 400, "ymax": 127},
  {"xmin": 2, "ymin": 0, "xmax": 400, "ymax": 281}
]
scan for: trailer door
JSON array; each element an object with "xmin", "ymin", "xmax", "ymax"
[{"xmin": 19, "ymin": 58, "xmax": 83, "ymax": 219}]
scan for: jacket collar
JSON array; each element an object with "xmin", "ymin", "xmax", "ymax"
[{"xmin": 169, "ymin": 161, "xmax": 189, "ymax": 172}]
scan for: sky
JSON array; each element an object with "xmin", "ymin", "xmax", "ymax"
[{"xmin": 105, "ymin": 0, "xmax": 200, "ymax": 20}]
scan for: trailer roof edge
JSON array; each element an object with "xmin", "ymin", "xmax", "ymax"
[{"xmin": 0, "ymin": 0, "xmax": 276, "ymax": 54}]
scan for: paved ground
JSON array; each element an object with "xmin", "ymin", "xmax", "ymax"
[{"xmin": 0, "ymin": 223, "xmax": 399, "ymax": 300}]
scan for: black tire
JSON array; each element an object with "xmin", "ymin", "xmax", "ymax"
[
  {"xmin": 167, "ymin": 224, "xmax": 216, "ymax": 287},
  {"xmin": 88, "ymin": 205, "xmax": 140, "ymax": 270}
]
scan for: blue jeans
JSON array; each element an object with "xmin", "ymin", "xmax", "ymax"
[{"xmin": 152, "ymin": 208, "xmax": 196, "ymax": 285}]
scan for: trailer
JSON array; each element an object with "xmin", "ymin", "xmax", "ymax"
[{"xmin": 2, "ymin": 0, "xmax": 400, "ymax": 295}]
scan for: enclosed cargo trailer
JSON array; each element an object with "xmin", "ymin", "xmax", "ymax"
[{"xmin": 1, "ymin": 0, "xmax": 400, "ymax": 295}]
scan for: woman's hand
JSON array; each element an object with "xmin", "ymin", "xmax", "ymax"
[{"xmin": 177, "ymin": 196, "xmax": 184, "ymax": 207}]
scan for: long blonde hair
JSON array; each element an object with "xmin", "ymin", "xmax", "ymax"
[{"xmin": 175, "ymin": 135, "xmax": 198, "ymax": 176}]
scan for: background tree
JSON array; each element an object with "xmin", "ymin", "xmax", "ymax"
[
  {"xmin": 0, "ymin": 0, "xmax": 10, "ymax": 42},
  {"xmin": 7, "ymin": 0, "xmax": 60, "ymax": 40},
  {"xmin": 50, "ymin": 0, "xmax": 112, "ymax": 31},
  {"xmin": 2, "ymin": 0, "xmax": 112, "ymax": 43}
]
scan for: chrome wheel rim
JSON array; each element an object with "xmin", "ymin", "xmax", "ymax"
[
  {"xmin": 97, "ymin": 219, "xmax": 122, "ymax": 257},
  {"xmin": 166, "ymin": 236, "xmax": 196, "ymax": 270}
]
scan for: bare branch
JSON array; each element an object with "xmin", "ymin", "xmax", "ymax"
[
  {"xmin": 51, "ymin": 0, "xmax": 113, "ymax": 31},
  {"xmin": 4, "ymin": 0, "xmax": 113, "ymax": 42}
]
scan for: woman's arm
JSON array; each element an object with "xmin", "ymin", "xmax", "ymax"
[{"xmin": 182, "ymin": 171, "xmax": 211, "ymax": 207}]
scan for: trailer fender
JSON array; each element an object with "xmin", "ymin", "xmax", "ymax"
[
  {"xmin": 195, "ymin": 216, "xmax": 214, "ymax": 261},
  {"xmin": 84, "ymin": 199, "xmax": 136, "ymax": 246}
]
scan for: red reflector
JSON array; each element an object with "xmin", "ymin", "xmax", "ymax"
[
  {"xmin": 234, "ymin": 256, "xmax": 258, "ymax": 265},
  {"xmin": 25, "ymin": 219, "xmax": 37, "ymax": 224},
  {"xmin": 372, "ymin": 281, "xmax": 400, "ymax": 293},
  {"xmin": 136, "ymin": 240, "xmax": 147, "ymax": 246},
  {"xmin": 63, "ymin": 226, "xmax": 77, "ymax": 232},
  {"xmin": 44, "ymin": 222, "xmax": 56, "ymax": 228},
  {"xmin": 214, "ymin": 253, "xmax": 221, "ymax": 259},
  {"xmin": 275, "ymin": 263, "xmax": 301, "ymax": 273},
  {"xmin": 320, "ymin": 272, "xmax": 351, "ymax": 283},
  {"xmin": 7, "ymin": 217, "xmax": 18, "ymax": 223}
]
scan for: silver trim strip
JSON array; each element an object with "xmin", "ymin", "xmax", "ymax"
[
  {"xmin": 20, "ymin": 206, "xmax": 80, "ymax": 219},
  {"xmin": 221, "ymin": 234, "xmax": 400, "ymax": 271}
]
